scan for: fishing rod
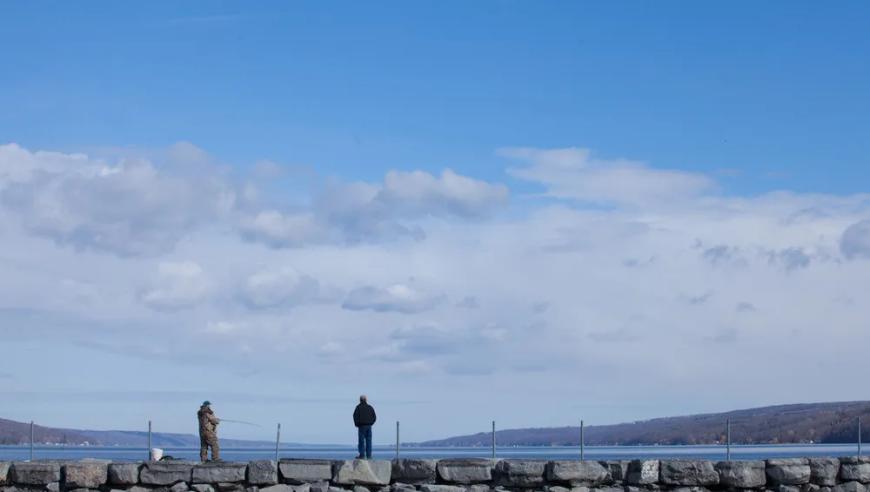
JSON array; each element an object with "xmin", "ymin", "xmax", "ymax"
[{"xmin": 219, "ymin": 419, "xmax": 262, "ymax": 427}]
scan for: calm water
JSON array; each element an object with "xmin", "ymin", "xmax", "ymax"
[{"xmin": 0, "ymin": 444, "xmax": 864, "ymax": 462}]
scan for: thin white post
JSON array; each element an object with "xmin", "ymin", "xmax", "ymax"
[
  {"xmin": 859, "ymin": 416, "xmax": 863, "ymax": 456},
  {"xmin": 30, "ymin": 421, "xmax": 34, "ymax": 461},
  {"xmin": 396, "ymin": 421, "xmax": 400, "ymax": 460},
  {"xmin": 147, "ymin": 420, "xmax": 152, "ymax": 461},
  {"xmin": 580, "ymin": 420, "xmax": 585, "ymax": 461}
]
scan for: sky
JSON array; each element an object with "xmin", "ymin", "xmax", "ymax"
[{"xmin": 1, "ymin": 1, "xmax": 870, "ymax": 444}]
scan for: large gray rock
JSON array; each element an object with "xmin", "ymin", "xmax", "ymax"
[
  {"xmin": 841, "ymin": 457, "xmax": 870, "ymax": 483},
  {"xmin": 467, "ymin": 485, "xmax": 491, "ymax": 492},
  {"xmin": 626, "ymin": 460, "xmax": 659, "ymax": 485},
  {"xmin": 766, "ymin": 459, "xmax": 811, "ymax": 485},
  {"xmin": 108, "ymin": 463, "xmax": 141, "ymax": 485},
  {"xmin": 810, "ymin": 458, "xmax": 840, "ymax": 486},
  {"xmin": 64, "ymin": 462, "xmax": 108, "ymax": 488},
  {"xmin": 308, "ymin": 481, "xmax": 329, "ymax": 492},
  {"xmin": 193, "ymin": 485, "xmax": 216, "ymax": 492},
  {"xmin": 0, "ymin": 463, "xmax": 9, "ymax": 485},
  {"xmin": 546, "ymin": 461, "xmax": 610, "ymax": 486},
  {"xmin": 333, "ymin": 460, "xmax": 391, "ymax": 486},
  {"xmin": 140, "ymin": 461, "xmax": 195, "ymax": 485},
  {"xmin": 419, "ymin": 486, "xmax": 465, "ymax": 492},
  {"xmin": 391, "ymin": 483, "xmax": 417, "ymax": 492},
  {"xmin": 391, "ymin": 460, "xmax": 436, "ymax": 484},
  {"xmin": 193, "ymin": 463, "xmax": 247, "ymax": 484},
  {"xmin": 10, "ymin": 462, "xmax": 62, "ymax": 485},
  {"xmin": 172, "ymin": 482, "xmax": 191, "ymax": 492},
  {"xmin": 835, "ymin": 482, "xmax": 868, "ymax": 492},
  {"xmin": 604, "ymin": 461, "xmax": 630, "ymax": 482},
  {"xmin": 494, "ymin": 460, "xmax": 546, "ymax": 487},
  {"xmin": 279, "ymin": 460, "xmax": 333, "ymax": 485},
  {"xmin": 248, "ymin": 461, "xmax": 279, "ymax": 486},
  {"xmin": 260, "ymin": 485, "xmax": 293, "ymax": 492},
  {"xmin": 716, "ymin": 460, "xmax": 766, "ymax": 488},
  {"xmin": 660, "ymin": 461, "xmax": 718, "ymax": 486},
  {"xmin": 437, "ymin": 459, "xmax": 494, "ymax": 484}
]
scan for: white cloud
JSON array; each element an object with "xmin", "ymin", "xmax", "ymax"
[
  {"xmin": 502, "ymin": 146, "xmax": 714, "ymax": 206},
  {"xmin": 239, "ymin": 267, "xmax": 322, "ymax": 309},
  {"xmin": 0, "ymin": 143, "xmax": 235, "ymax": 257},
  {"xmin": 342, "ymin": 283, "xmax": 445, "ymax": 314},
  {"xmin": 139, "ymin": 261, "xmax": 210, "ymax": 311},
  {"xmin": 841, "ymin": 219, "xmax": 870, "ymax": 260}
]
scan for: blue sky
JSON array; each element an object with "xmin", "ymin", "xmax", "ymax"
[
  {"xmin": 3, "ymin": 1, "xmax": 870, "ymax": 192},
  {"xmin": 2, "ymin": 2, "xmax": 870, "ymax": 444}
]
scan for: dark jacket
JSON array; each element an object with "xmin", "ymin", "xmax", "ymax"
[{"xmin": 353, "ymin": 402, "xmax": 376, "ymax": 427}]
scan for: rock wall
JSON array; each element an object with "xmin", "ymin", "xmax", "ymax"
[{"xmin": 2, "ymin": 457, "xmax": 870, "ymax": 492}]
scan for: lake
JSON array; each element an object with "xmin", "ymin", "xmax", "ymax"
[{"xmin": 0, "ymin": 443, "xmax": 864, "ymax": 462}]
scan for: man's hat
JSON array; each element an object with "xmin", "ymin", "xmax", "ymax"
[{"xmin": 203, "ymin": 400, "xmax": 211, "ymax": 406}]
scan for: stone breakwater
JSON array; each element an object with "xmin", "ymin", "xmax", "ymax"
[{"xmin": 2, "ymin": 457, "xmax": 870, "ymax": 492}]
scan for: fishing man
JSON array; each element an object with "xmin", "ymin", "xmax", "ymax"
[
  {"xmin": 353, "ymin": 394, "xmax": 376, "ymax": 459},
  {"xmin": 197, "ymin": 400, "xmax": 221, "ymax": 462}
]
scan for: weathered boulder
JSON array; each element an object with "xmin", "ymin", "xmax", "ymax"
[
  {"xmin": 835, "ymin": 482, "xmax": 868, "ymax": 492},
  {"xmin": 467, "ymin": 485, "xmax": 490, "ymax": 492},
  {"xmin": 670, "ymin": 487, "xmax": 710, "ymax": 492},
  {"xmin": 193, "ymin": 484, "xmax": 216, "ymax": 492},
  {"xmin": 193, "ymin": 463, "xmax": 248, "ymax": 484},
  {"xmin": 660, "ymin": 461, "xmax": 718, "ymax": 486},
  {"xmin": 767, "ymin": 459, "xmax": 811, "ymax": 485},
  {"xmin": 391, "ymin": 460, "xmax": 436, "ymax": 484},
  {"xmin": 64, "ymin": 462, "xmax": 108, "ymax": 488},
  {"xmin": 419, "ymin": 485, "xmax": 465, "ymax": 492},
  {"xmin": 0, "ymin": 463, "xmax": 9, "ymax": 485},
  {"xmin": 108, "ymin": 463, "xmax": 141, "ymax": 485},
  {"xmin": 626, "ymin": 460, "xmax": 659, "ymax": 485},
  {"xmin": 260, "ymin": 485, "xmax": 293, "ymax": 492},
  {"xmin": 279, "ymin": 460, "xmax": 333, "ymax": 485},
  {"xmin": 494, "ymin": 460, "xmax": 547, "ymax": 487},
  {"xmin": 841, "ymin": 457, "xmax": 870, "ymax": 483},
  {"xmin": 172, "ymin": 482, "xmax": 191, "ymax": 492},
  {"xmin": 715, "ymin": 460, "xmax": 766, "ymax": 488},
  {"xmin": 391, "ymin": 483, "xmax": 417, "ymax": 492},
  {"xmin": 589, "ymin": 487, "xmax": 623, "ymax": 492},
  {"xmin": 10, "ymin": 462, "xmax": 62, "ymax": 485},
  {"xmin": 216, "ymin": 482, "xmax": 247, "ymax": 492},
  {"xmin": 140, "ymin": 461, "xmax": 195, "ymax": 485},
  {"xmin": 437, "ymin": 460, "xmax": 494, "ymax": 484},
  {"xmin": 809, "ymin": 458, "xmax": 840, "ymax": 486},
  {"xmin": 248, "ymin": 461, "xmax": 278, "ymax": 486},
  {"xmin": 333, "ymin": 460, "xmax": 391, "ymax": 486},
  {"xmin": 604, "ymin": 461, "xmax": 630, "ymax": 482},
  {"xmin": 546, "ymin": 461, "xmax": 610, "ymax": 486}
]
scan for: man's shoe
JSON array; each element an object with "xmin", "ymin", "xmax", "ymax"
[{"xmin": 355, "ymin": 455, "xmax": 364, "ymax": 459}]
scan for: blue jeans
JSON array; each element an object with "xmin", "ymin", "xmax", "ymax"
[{"xmin": 357, "ymin": 425, "xmax": 372, "ymax": 459}]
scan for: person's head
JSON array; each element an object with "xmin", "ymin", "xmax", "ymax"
[
  {"xmin": 202, "ymin": 400, "xmax": 211, "ymax": 407},
  {"xmin": 359, "ymin": 395, "xmax": 367, "ymax": 403}
]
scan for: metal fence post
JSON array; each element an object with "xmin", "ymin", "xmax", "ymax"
[
  {"xmin": 147, "ymin": 420, "xmax": 152, "ymax": 461},
  {"xmin": 491, "ymin": 421, "xmax": 496, "ymax": 459},
  {"xmin": 30, "ymin": 421, "xmax": 34, "ymax": 461},
  {"xmin": 580, "ymin": 420, "xmax": 585, "ymax": 461},
  {"xmin": 726, "ymin": 418, "xmax": 731, "ymax": 461},
  {"xmin": 859, "ymin": 416, "xmax": 863, "ymax": 456},
  {"xmin": 275, "ymin": 423, "xmax": 281, "ymax": 462},
  {"xmin": 396, "ymin": 421, "xmax": 400, "ymax": 460}
]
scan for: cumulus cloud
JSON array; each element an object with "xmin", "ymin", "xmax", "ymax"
[
  {"xmin": 0, "ymin": 143, "xmax": 235, "ymax": 257},
  {"xmin": 841, "ymin": 219, "xmax": 870, "ymax": 260},
  {"xmin": 139, "ymin": 261, "xmax": 210, "ymax": 311},
  {"xmin": 502, "ymin": 146, "xmax": 714, "ymax": 206},
  {"xmin": 239, "ymin": 267, "xmax": 322, "ymax": 309},
  {"xmin": 342, "ymin": 283, "xmax": 445, "ymax": 313}
]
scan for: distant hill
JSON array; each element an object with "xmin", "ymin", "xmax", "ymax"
[
  {"xmin": 419, "ymin": 401, "xmax": 870, "ymax": 446},
  {"xmin": 0, "ymin": 417, "xmax": 273, "ymax": 447}
]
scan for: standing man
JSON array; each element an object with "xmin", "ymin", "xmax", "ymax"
[
  {"xmin": 353, "ymin": 395, "xmax": 376, "ymax": 459},
  {"xmin": 198, "ymin": 400, "xmax": 221, "ymax": 462}
]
